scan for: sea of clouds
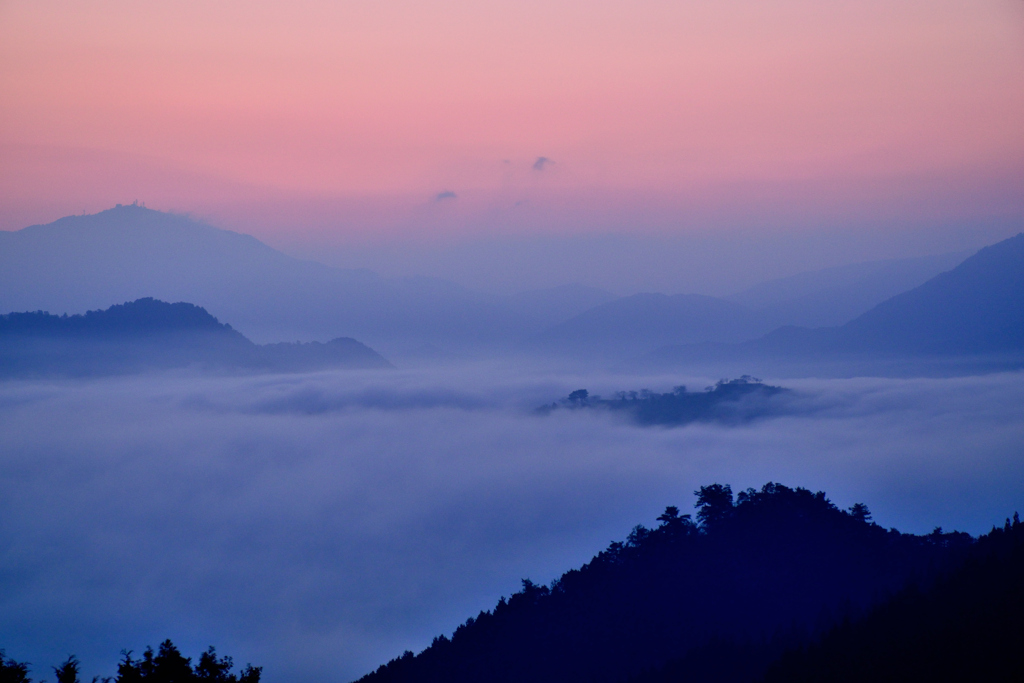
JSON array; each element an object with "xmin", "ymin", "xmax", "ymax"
[{"xmin": 1, "ymin": 365, "xmax": 1022, "ymax": 682}]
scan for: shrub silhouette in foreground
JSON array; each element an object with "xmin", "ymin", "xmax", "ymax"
[{"xmin": 1, "ymin": 650, "xmax": 31, "ymax": 683}]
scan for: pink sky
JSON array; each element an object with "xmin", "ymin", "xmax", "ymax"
[{"xmin": 2, "ymin": 0, "xmax": 1023, "ymax": 242}]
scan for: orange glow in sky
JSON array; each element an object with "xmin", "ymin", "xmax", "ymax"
[{"xmin": 2, "ymin": 0, "xmax": 1023, "ymax": 238}]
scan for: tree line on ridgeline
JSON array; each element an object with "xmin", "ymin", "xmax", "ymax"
[
  {"xmin": 537, "ymin": 377, "xmax": 791, "ymax": 426},
  {"xmin": 0, "ymin": 640, "xmax": 259, "ymax": 683},
  {"xmin": 357, "ymin": 482, "xmax": 1021, "ymax": 683}
]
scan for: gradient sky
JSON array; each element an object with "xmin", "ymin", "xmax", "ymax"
[{"xmin": 2, "ymin": 1, "xmax": 1023, "ymax": 254}]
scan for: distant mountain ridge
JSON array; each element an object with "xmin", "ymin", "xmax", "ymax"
[
  {"xmin": 838, "ymin": 232, "xmax": 1024, "ymax": 354},
  {"xmin": 2, "ymin": 205, "xmax": 991, "ymax": 363},
  {"xmin": 0, "ymin": 298, "xmax": 391, "ymax": 377},
  {"xmin": 0, "ymin": 205, "xmax": 612, "ymax": 356},
  {"xmin": 649, "ymin": 232, "xmax": 1024, "ymax": 368}
]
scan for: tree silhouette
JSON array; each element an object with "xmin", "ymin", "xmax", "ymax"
[
  {"xmin": 53, "ymin": 656, "xmax": 82, "ymax": 683},
  {"xmin": 695, "ymin": 483, "xmax": 734, "ymax": 527},
  {"xmin": 0, "ymin": 650, "xmax": 31, "ymax": 683},
  {"xmin": 848, "ymin": 502, "xmax": 872, "ymax": 523},
  {"xmin": 116, "ymin": 641, "xmax": 259, "ymax": 683},
  {"xmin": 1, "ymin": 641, "xmax": 265, "ymax": 683}
]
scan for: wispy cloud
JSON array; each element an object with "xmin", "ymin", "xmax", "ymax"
[
  {"xmin": 435, "ymin": 191, "xmax": 457, "ymax": 201},
  {"xmin": 532, "ymin": 157, "xmax": 553, "ymax": 171}
]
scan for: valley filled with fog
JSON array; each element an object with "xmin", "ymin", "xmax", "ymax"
[
  {"xmin": 1, "ymin": 364, "xmax": 1022, "ymax": 681},
  {"xmin": 3, "ymin": 206, "xmax": 1024, "ymax": 681}
]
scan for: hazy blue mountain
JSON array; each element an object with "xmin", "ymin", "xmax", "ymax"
[
  {"xmin": 727, "ymin": 250, "xmax": 970, "ymax": 327},
  {"xmin": 835, "ymin": 232, "xmax": 1024, "ymax": 354},
  {"xmin": 648, "ymin": 232, "xmax": 1024, "ymax": 369},
  {"xmin": 0, "ymin": 205, "xmax": 606, "ymax": 355},
  {"xmin": 529, "ymin": 292, "xmax": 775, "ymax": 358},
  {"xmin": 0, "ymin": 298, "xmax": 391, "ymax": 377}
]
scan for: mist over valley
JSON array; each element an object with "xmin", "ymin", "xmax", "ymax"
[{"xmin": 2, "ymin": 204, "xmax": 1024, "ymax": 680}]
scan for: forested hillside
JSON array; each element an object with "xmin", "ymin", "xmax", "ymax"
[
  {"xmin": 0, "ymin": 298, "xmax": 391, "ymax": 377},
  {"xmin": 357, "ymin": 483, "xmax": 972, "ymax": 683},
  {"xmin": 762, "ymin": 514, "xmax": 1024, "ymax": 683},
  {"xmin": 539, "ymin": 377, "xmax": 789, "ymax": 426}
]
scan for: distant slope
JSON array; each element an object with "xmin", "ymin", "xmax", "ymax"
[
  {"xmin": 0, "ymin": 206, "xmax": 598, "ymax": 353},
  {"xmin": 835, "ymin": 232, "xmax": 1024, "ymax": 354},
  {"xmin": 355, "ymin": 483, "xmax": 970, "ymax": 683},
  {"xmin": 529, "ymin": 293, "xmax": 775, "ymax": 358},
  {"xmin": 649, "ymin": 232, "xmax": 1024, "ymax": 366},
  {"xmin": 0, "ymin": 298, "xmax": 391, "ymax": 377},
  {"xmin": 728, "ymin": 251, "xmax": 969, "ymax": 328}
]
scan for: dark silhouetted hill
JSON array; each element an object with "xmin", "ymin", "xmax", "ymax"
[
  {"xmin": 539, "ymin": 377, "xmax": 790, "ymax": 427},
  {"xmin": 0, "ymin": 298, "xmax": 391, "ymax": 377},
  {"xmin": 529, "ymin": 293, "xmax": 775, "ymax": 359},
  {"xmin": 0, "ymin": 297, "xmax": 248, "ymax": 339},
  {"xmin": 761, "ymin": 515, "xmax": 1024, "ymax": 683},
  {"xmin": 355, "ymin": 483, "xmax": 971, "ymax": 683}
]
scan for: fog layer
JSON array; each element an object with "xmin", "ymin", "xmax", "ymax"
[{"xmin": 1, "ymin": 366, "xmax": 1022, "ymax": 682}]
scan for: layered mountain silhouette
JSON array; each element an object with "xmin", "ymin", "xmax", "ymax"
[
  {"xmin": 2, "ymin": 205, "xmax": 992, "ymax": 364},
  {"xmin": 0, "ymin": 205, "xmax": 612, "ymax": 356},
  {"xmin": 526, "ymin": 250, "xmax": 972, "ymax": 361},
  {"xmin": 0, "ymin": 298, "xmax": 391, "ymax": 377},
  {"xmin": 355, "ymin": 482, "xmax": 989, "ymax": 683},
  {"xmin": 650, "ymin": 232, "xmax": 1024, "ymax": 367}
]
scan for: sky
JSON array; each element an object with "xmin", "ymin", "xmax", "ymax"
[
  {"xmin": 2, "ymin": 367, "xmax": 1023, "ymax": 682},
  {"xmin": 2, "ymin": 0, "xmax": 1024, "ymax": 287}
]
